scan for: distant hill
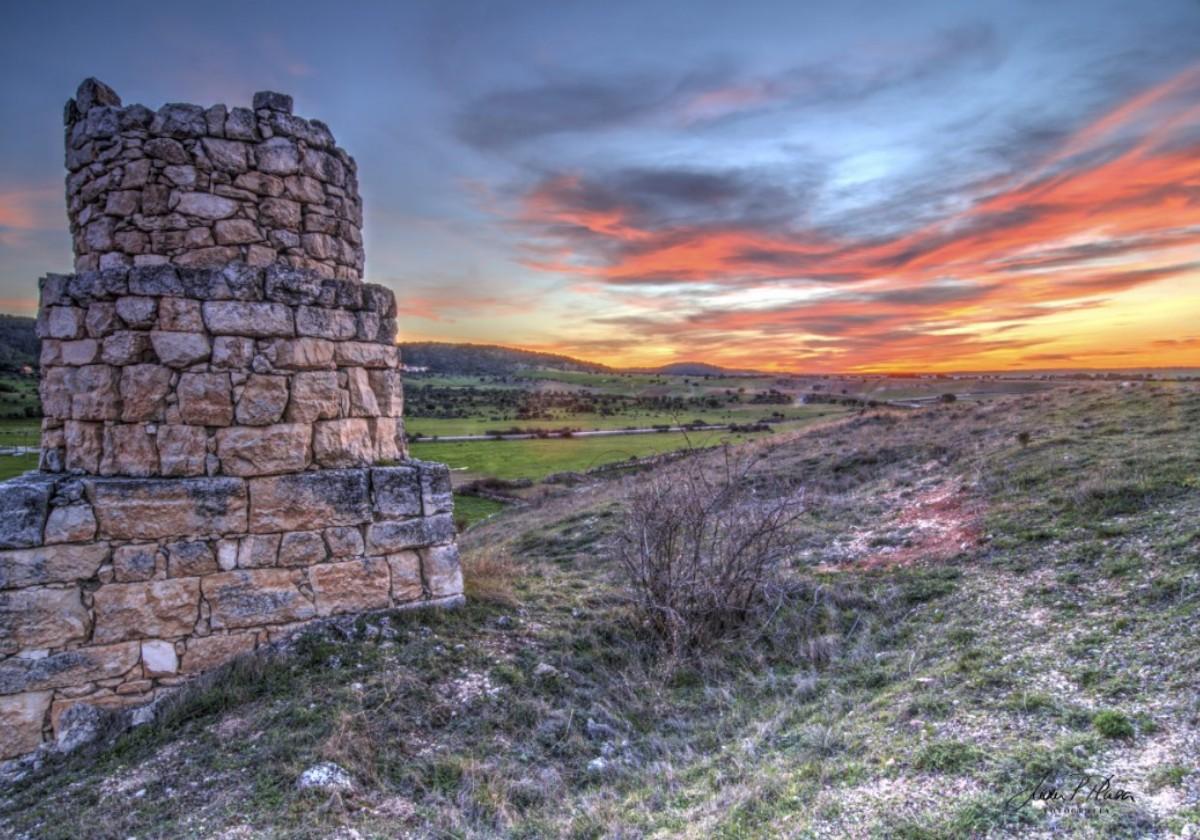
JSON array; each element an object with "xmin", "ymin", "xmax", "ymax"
[
  {"xmin": 649, "ymin": 361, "xmax": 746, "ymax": 376},
  {"xmin": 399, "ymin": 342, "xmax": 612, "ymax": 376},
  {"xmin": 0, "ymin": 315, "xmax": 37, "ymax": 370}
]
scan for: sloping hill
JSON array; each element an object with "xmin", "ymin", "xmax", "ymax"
[
  {"xmin": 399, "ymin": 342, "xmax": 612, "ymax": 376},
  {"xmin": 0, "ymin": 315, "xmax": 37, "ymax": 370}
]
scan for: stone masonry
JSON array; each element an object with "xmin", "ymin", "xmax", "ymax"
[{"xmin": 0, "ymin": 80, "xmax": 462, "ymax": 762}]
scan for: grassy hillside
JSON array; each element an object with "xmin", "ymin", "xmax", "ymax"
[
  {"xmin": 0, "ymin": 314, "xmax": 37, "ymax": 371},
  {"xmin": 399, "ymin": 342, "xmax": 611, "ymax": 376},
  {"xmin": 2, "ymin": 384, "xmax": 1198, "ymax": 838}
]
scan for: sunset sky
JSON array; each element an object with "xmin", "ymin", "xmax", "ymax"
[{"xmin": 2, "ymin": 0, "xmax": 1199, "ymax": 372}]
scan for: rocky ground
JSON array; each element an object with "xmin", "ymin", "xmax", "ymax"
[{"xmin": 0, "ymin": 383, "xmax": 1197, "ymax": 838}]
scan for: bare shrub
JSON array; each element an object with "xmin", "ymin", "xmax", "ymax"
[
  {"xmin": 462, "ymin": 545, "xmax": 520, "ymax": 607},
  {"xmin": 614, "ymin": 446, "xmax": 807, "ymax": 654}
]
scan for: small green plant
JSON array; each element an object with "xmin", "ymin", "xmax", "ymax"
[
  {"xmin": 915, "ymin": 740, "xmax": 982, "ymax": 773},
  {"xmin": 1092, "ymin": 710, "xmax": 1134, "ymax": 739}
]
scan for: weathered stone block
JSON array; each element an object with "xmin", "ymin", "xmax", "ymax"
[
  {"xmin": 346, "ymin": 367, "xmax": 380, "ymax": 417},
  {"xmin": 150, "ymin": 330, "xmax": 210, "ymax": 367},
  {"xmin": 261, "ymin": 337, "xmax": 335, "ymax": 370},
  {"xmin": 313, "ymin": 418, "xmax": 373, "ymax": 468},
  {"xmin": 423, "ymin": 544, "xmax": 464, "ymax": 598},
  {"xmin": 89, "ymin": 477, "xmax": 248, "ymax": 539},
  {"xmin": 0, "ymin": 642, "xmax": 140, "ymax": 694},
  {"xmin": 366, "ymin": 513, "xmax": 456, "ymax": 555},
  {"xmin": 0, "ymin": 542, "xmax": 108, "ymax": 590},
  {"xmin": 334, "ymin": 341, "xmax": 397, "ymax": 369},
  {"xmin": 112, "ymin": 543, "xmax": 160, "ymax": 582},
  {"xmin": 371, "ymin": 417, "xmax": 404, "ymax": 463},
  {"xmin": 64, "ymin": 420, "xmax": 104, "ymax": 473},
  {"xmin": 0, "ymin": 588, "xmax": 91, "ymax": 653},
  {"xmin": 70, "ymin": 364, "xmax": 121, "ymax": 421},
  {"xmin": 371, "ymin": 466, "xmax": 422, "ymax": 517},
  {"xmin": 324, "ymin": 526, "xmax": 364, "ymax": 558},
  {"xmin": 120, "ymin": 363, "xmax": 172, "ymax": 421},
  {"xmin": 43, "ymin": 503, "xmax": 98, "ymax": 544},
  {"xmin": 310, "ymin": 557, "xmax": 390, "ymax": 616},
  {"xmin": 92, "ymin": 578, "xmax": 201, "ymax": 643},
  {"xmin": 174, "ymin": 191, "xmax": 238, "ymax": 219},
  {"xmin": 181, "ymin": 632, "xmax": 255, "ymax": 673},
  {"xmin": 0, "ymin": 692, "xmax": 53, "ymax": 760},
  {"xmin": 285, "ymin": 371, "xmax": 341, "ymax": 422},
  {"xmin": 156, "ymin": 425, "xmax": 208, "ymax": 477},
  {"xmin": 248, "ymin": 469, "xmax": 369, "ymax": 533},
  {"xmin": 419, "ymin": 461, "xmax": 454, "ymax": 515},
  {"xmin": 100, "ymin": 424, "xmax": 159, "ymax": 477},
  {"xmin": 203, "ymin": 569, "xmax": 314, "ymax": 629},
  {"xmin": 277, "ymin": 530, "xmax": 326, "ymax": 567},
  {"xmin": 101, "ymin": 330, "xmax": 152, "ymax": 365},
  {"xmin": 202, "ymin": 301, "xmax": 293, "ymax": 337},
  {"xmin": 42, "ymin": 306, "xmax": 86, "ymax": 340},
  {"xmin": 156, "ymin": 296, "xmax": 204, "ymax": 332},
  {"xmin": 235, "ymin": 374, "xmax": 289, "ymax": 425},
  {"xmin": 60, "ymin": 338, "xmax": 100, "ymax": 365},
  {"xmin": 237, "ymin": 533, "xmax": 281, "ymax": 568},
  {"xmin": 387, "ymin": 550, "xmax": 423, "ymax": 602},
  {"xmin": 212, "ymin": 335, "xmax": 254, "ymax": 369},
  {"xmin": 141, "ymin": 639, "xmax": 179, "ymax": 676},
  {"xmin": 295, "ymin": 305, "xmax": 356, "ymax": 340},
  {"xmin": 177, "ymin": 372, "xmax": 233, "ymax": 426},
  {"xmin": 0, "ymin": 474, "xmax": 54, "ymax": 549},
  {"xmin": 216, "ymin": 423, "xmax": 311, "ymax": 476},
  {"xmin": 166, "ymin": 539, "xmax": 217, "ymax": 577}
]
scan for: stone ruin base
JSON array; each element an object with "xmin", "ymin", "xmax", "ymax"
[{"xmin": 0, "ymin": 461, "xmax": 462, "ymax": 762}]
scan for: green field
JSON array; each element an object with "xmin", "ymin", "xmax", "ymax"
[{"xmin": 411, "ymin": 428, "xmax": 764, "ymax": 481}]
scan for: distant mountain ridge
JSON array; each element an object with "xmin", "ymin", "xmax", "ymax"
[{"xmin": 397, "ymin": 342, "xmax": 755, "ymax": 376}]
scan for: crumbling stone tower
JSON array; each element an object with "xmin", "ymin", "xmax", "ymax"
[{"xmin": 0, "ymin": 79, "xmax": 462, "ymax": 762}]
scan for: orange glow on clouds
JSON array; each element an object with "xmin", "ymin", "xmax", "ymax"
[{"xmin": 471, "ymin": 64, "xmax": 1200, "ymax": 372}]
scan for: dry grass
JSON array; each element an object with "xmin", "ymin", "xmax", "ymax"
[{"xmin": 461, "ymin": 544, "xmax": 521, "ymax": 607}]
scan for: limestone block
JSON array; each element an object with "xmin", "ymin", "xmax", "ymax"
[
  {"xmin": 0, "ymin": 692, "xmax": 53, "ymax": 760},
  {"xmin": 89, "ymin": 477, "xmax": 248, "ymax": 539},
  {"xmin": 129, "ymin": 265, "xmax": 185, "ymax": 296},
  {"xmin": 120, "ymin": 363, "xmax": 172, "ymax": 422},
  {"xmin": 235, "ymin": 374, "xmax": 289, "ymax": 425},
  {"xmin": 174, "ymin": 192, "xmax": 237, "ymax": 220},
  {"xmin": 152, "ymin": 103, "xmax": 207, "ymax": 138},
  {"xmin": 140, "ymin": 639, "xmax": 179, "ymax": 677},
  {"xmin": 387, "ymin": 550, "xmax": 423, "ymax": 602},
  {"xmin": 0, "ymin": 542, "xmax": 108, "ymax": 589},
  {"xmin": 278, "ymin": 530, "xmax": 327, "ymax": 567},
  {"xmin": 175, "ymin": 246, "xmax": 240, "ymax": 268},
  {"xmin": 234, "ymin": 172, "xmax": 283, "ymax": 196},
  {"xmin": 202, "ymin": 301, "xmax": 293, "ymax": 337},
  {"xmin": 215, "ymin": 423, "xmax": 311, "ymax": 476},
  {"xmin": 346, "ymin": 367, "xmax": 380, "ymax": 417},
  {"xmin": 70, "ymin": 365, "xmax": 121, "ymax": 421},
  {"xmin": 366, "ymin": 513, "xmax": 456, "ymax": 555},
  {"xmin": 255, "ymin": 137, "xmax": 300, "ymax": 175},
  {"xmin": 100, "ymin": 424, "xmax": 159, "ymax": 477},
  {"xmin": 201, "ymin": 137, "xmax": 249, "ymax": 173},
  {"xmin": 310, "ymin": 557, "xmax": 390, "ymax": 617},
  {"xmin": 371, "ymin": 466, "xmax": 422, "ymax": 517},
  {"xmin": 362, "ymin": 284, "xmax": 397, "ymax": 317},
  {"xmin": 0, "ymin": 474, "xmax": 54, "ymax": 549},
  {"xmin": 211, "ymin": 335, "xmax": 254, "ymax": 369},
  {"xmin": 156, "ymin": 425, "xmax": 208, "ymax": 477},
  {"xmin": 225, "ymin": 107, "xmax": 257, "ymax": 141},
  {"xmin": 285, "ymin": 371, "xmax": 341, "ymax": 422},
  {"xmin": 420, "ymin": 462, "xmax": 454, "ymax": 515},
  {"xmin": 181, "ymin": 632, "xmax": 255, "ymax": 673},
  {"xmin": 261, "ymin": 337, "xmax": 335, "ymax": 370},
  {"xmin": 259, "ymin": 196, "xmax": 301, "ymax": 228},
  {"xmin": 237, "ymin": 533, "xmax": 281, "ymax": 568},
  {"xmin": 177, "ymin": 372, "xmax": 233, "ymax": 426},
  {"xmin": 43, "ymin": 306, "xmax": 85, "ymax": 340},
  {"xmin": 422, "ymin": 544, "xmax": 463, "ymax": 598},
  {"xmin": 213, "ymin": 219, "xmax": 262, "ymax": 245},
  {"xmin": 64, "ymin": 420, "xmax": 104, "ymax": 473},
  {"xmin": 203, "ymin": 569, "xmax": 314, "ymax": 629},
  {"xmin": 323, "ymin": 526, "xmax": 364, "ymax": 558},
  {"xmin": 0, "ymin": 642, "xmax": 140, "ymax": 694},
  {"xmin": 101, "ymin": 330, "xmax": 152, "ymax": 365},
  {"xmin": 112, "ymin": 543, "xmax": 160, "ymax": 582},
  {"xmin": 43, "ymin": 504, "xmax": 98, "ymax": 544},
  {"xmin": 39, "ymin": 367, "xmax": 72, "ymax": 417},
  {"xmin": 165, "ymin": 540, "xmax": 217, "ymax": 577},
  {"xmin": 313, "ymin": 418, "xmax": 373, "ymax": 468},
  {"xmin": 114, "ymin": 295, "xmax": 157, "ymax": 328},
  {"xmin": 371, "ymin": 417, "xmax": 403, "ymax": 463},
  {"xmin": 248, "ymin": 469, "xmax": 370, "ymax": 533},
  {"xmin": 284, "ymin": 175, "xmax": 325, "ymax": 204},
  {"xmin": 91, "ymin": 578, "xmax": 201, "ymax": 643},
  {"xmin": 150, "ymin": 330, "xmax": 210, "ymax": 368},
  {"xmin": 295, "ymin": 305, "xmax": 356, "ymax": 340},
  {"xmin": 0, "ymin": 588, "xmax": 91, "ymax": 654},
  {"xmin": 60, "ymin": 338, "xmax": 101, "ymax": 365},
  {"xmin": 156, "ymin": 296, "xmax": 204, "ymax": 332},
  {"xmin": 263, "ymin": 264, "xmax": 322, "ymax": 305},
  {"xmin": 334, "ymin": 341, "xmax": 397, "ymax": 369}
]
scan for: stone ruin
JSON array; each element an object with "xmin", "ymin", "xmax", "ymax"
[{"xmin": 0, "ymin": 79, "xmax": 462, "ymax": 762}]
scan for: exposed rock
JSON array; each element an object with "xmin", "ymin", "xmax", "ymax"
[
  {"xmin": 313, "ymin": 418, "xmax": 373, "ymax": 468},
  {"xmin": 235, "ymin": 374, "xmax": 289, "ymax": 425},
  {"xmin": 91, "ymin": 578, "xmax": 201, "ymax": 643},
  {"xmin": 0, "ymin": 692, "xmax": 53, "ymax": 760},
  {"xmin": 89, "ymin": 477, "xmax": 248, "ymax": 539},
  {"xmin": 177, "ymin": 372, "xmax": 233, "ymax": 426},
  {"xmin": 248, "ymin": 469, "xmax": 369, "ymax": 532},
  {"xmin": 203, "ymin": 568, "xmax": 314, "ymax": 629},
  {"xmin": 296, "ymin": 762, "xmax": 353, "ymax": 793},
  {"xmin": 0, "ymin": 474, "xmax": 54, "ymax": 549},
  {"xmin": 0, "ymin": 542, "xmax": 108, "ymax": 589},
  {"xmin": 0, "ymin": 588, "xmax": 91, "ymax": 653},
  {"xmin": 202, "ymin": 301, "xmax": 293, "ymax": 337},
  {"xmin": 310, "ymin": 557, "xmax": 390, "ymax": 616},
  {"xmin": 216, "ymin": 423, "xmax": 311, "ymax": 476},
  {"xmin": 277, "ymin": 530, "xmax": 327, "ymax": 567}
]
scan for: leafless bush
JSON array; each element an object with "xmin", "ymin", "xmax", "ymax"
[{"xmin": 614, "ymin": 446, "xmax": 807, "ymax": 654}]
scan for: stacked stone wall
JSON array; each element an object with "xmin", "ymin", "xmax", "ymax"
[
  {"xmin": 0, "ymin": 462, "xmax": 461, "ymax": 760},
  {"xmin": 36, "ymin": 262, "xmax": 404, "ymax": 478},
  {"xmin": 65, "ymin": 79, "xmax": 363, "ymax": 280}
]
